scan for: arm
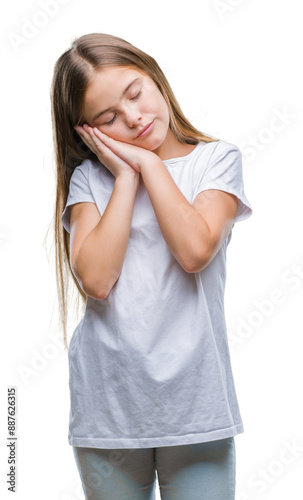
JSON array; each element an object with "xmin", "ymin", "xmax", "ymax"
[
  {"xmin": 70, "ymin": 125, "xmax": 142, "ymax": 299},
  {"xmin": 140, "ymin": 157, "xmax": 239, "ymax": 272},
  {"xmin": 75, "ymin": 126, "xmax": 239, "ymax": 274},
  {"xmin": 70, "ymin": 172, "xmax": 139, "ymax": 300}
]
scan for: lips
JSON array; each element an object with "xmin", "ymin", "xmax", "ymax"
[{"xmin": 136, "ymin": 120, "xmax": 154, "ymax": 138}]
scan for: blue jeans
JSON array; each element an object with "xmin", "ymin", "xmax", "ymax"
[{"xmin": 73, "ymin": 437, "xmax": 236, "ymax": 499}]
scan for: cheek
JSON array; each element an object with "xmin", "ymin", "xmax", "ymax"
[
  {"xmin": 96, "ymin": 124, "xmax": 136, "ymax": 145},
  {"xmin": 96, "ymin": 125, "xmax": 122, "ymax": 140},
  {"xmin": 154, "ymin": 92, "xmax": 169, "ymax": 122}
]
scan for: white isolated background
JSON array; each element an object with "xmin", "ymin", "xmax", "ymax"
[{"xmin": 1, "ymin": 0, "xmax": 302, "ymax": 498}]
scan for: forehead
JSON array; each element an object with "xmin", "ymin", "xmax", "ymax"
[{"xmin": 85, "ymin": 67, "xmax": 147, "ymax": 99}]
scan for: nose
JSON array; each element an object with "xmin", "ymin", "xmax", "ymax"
[{"xmin": 124, "ymin": 105, "xmax": 142, "ymax": 128}]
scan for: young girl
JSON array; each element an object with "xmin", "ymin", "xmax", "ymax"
[{"xmin": 51, "ymin": 32, "xmax": 253, "ymax": 500}]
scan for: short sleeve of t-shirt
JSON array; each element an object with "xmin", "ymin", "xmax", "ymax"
[
  {"xmin": 194, "ymin": 141, "xmax": 253, "ymax": 223},
  {"xmin": 61, "ymin": 164, "xmax": 95, "ymax": 233}
]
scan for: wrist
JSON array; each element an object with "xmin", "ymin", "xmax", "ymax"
[
  {"xmin": 140, "ymin": 153, "xmax": 163, "ymax": 176},
  {"xmin": 115, "ymin": 170, "xmax": 139, "ymax": 188}
]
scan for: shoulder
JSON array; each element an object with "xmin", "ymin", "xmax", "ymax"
[
  {"xmin": 182, "ymin": 140, "xmax": 241, "ymax": 174},
  {"xmin": 185, "ymin": 140, "xmax": 241, "ymax": 166},
  {"xmin": 70, "ymin": 157, "xmax": 101, "ymax": 178},
  {"xmin": 69, "ymin": 157, "xmax": 112, "ymax": 186},
  {"xmin": 202, "ymin": 141, "xmax": 243, "ymax": 175},
  {"xmin": 207, "ymin": 140, "xmax": 241, "ymax": 159}
]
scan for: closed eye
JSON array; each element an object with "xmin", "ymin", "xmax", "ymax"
[
  {"xmin": 104, "ymin": 90, "xmax": 142, "ymax": 126},
  {"xmin": 104, "ymin": 114, "xmax": 117, "ymax": 126},
  {"xmin": 131, "ymin": 90, "xmax": 142, "ymax": 100}
]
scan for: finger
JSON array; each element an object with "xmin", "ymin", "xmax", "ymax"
[
  {"xmin": 75, "ymin": 125, "xmax": 100, "ymax": 154},
  {"xmin": 74, "ymin": 125, "xmax": 92, "ymax": 145},
  {"xmin": 82, "ymin": 124, "xmax": 106, "ymax": 148},
  {"xmin": 92, "ymin": 127, "xmax": 113, "ymax": 146},
  {"xmin": 92, "ymin": 127, "xmax": 142, "ymax": 170},
  {"xmin": 85, "ymin": 125, "xmax": 104, "ymax": 146},
  {"xmin": 92, "ymin": 127, "xmax": 128, "ymax": 158},
  {"xmin": 85, "ymin": 126, "xmax": 116, "ymax": 158},
  {"xmin": 82, "ymin": 125, "xmax": 120, "ymax": 167}
]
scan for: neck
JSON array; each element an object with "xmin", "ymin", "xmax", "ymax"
[{"xmin": 153, "ymin": 128, "xmax": 197, "ymax": 161}]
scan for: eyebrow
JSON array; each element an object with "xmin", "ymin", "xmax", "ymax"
[{"xmin": 91, "ymin": 77, "xmax": 141, "ymax": 122}]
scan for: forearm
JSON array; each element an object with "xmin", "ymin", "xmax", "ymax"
[
  {"xmin": 74, "ymin": 173, "xmax": 138, "ymax": 299},
  {"xmin": 140, "ymin": 158, "xmax": 211, "ymax": 272}
]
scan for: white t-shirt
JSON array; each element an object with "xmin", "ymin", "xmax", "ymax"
[{"xmin": 61, "ymin": 139, "xmax": 253, "ymax": 449}]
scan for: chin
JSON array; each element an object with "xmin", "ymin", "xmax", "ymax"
[
  {"xmin": 142, "ymin": 133, "xmax": 166, "ymax": 149},
  {"xmin": 150, "ymin": 138, "xmax": 166, "ymax": 153}
]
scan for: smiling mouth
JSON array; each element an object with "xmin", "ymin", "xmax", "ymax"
[{"xmin": 136, "ymin": 121, "xmax": 154, "ymax": 138}]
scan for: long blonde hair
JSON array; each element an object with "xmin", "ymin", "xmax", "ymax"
[{"xmin": 49, "ymin": 32, "xmax": 219, "ymax": 350}]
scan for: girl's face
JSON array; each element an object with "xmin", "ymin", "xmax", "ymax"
[{"xmin": 81, "ymin": 66, "xmax": 171, "ymax": 155}]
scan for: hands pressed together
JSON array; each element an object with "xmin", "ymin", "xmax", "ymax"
[{"xmin": 74, "ymin": 124, "xmax": 157, "ymax": 179}]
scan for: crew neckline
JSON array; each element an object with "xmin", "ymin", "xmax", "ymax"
[{"xmin": 162, "ymin": 141, "xmax": 207, "ymax": 164}]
